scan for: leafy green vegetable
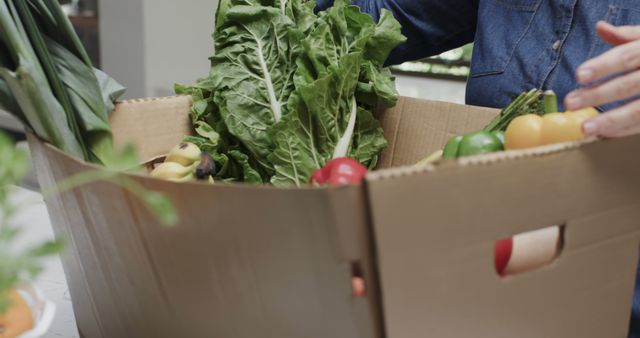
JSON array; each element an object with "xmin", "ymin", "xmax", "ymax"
[
  {"xmin": 0, "ymin": 0, "xmax": 85, "ymax": 158},
  {"xmin": 210, "ymin": 5, "xmax": 301, "ymax": 172},
  {"xmin": 0, "ymin": 0, "xmax": 125, "ymax": 165},
  {"xmin": 179, "ymin": 0, "xmax": 404, "ymax": 186},
  {"xmin": 269, "ymin": 2, "xmax": 404, "ymax": 186}
]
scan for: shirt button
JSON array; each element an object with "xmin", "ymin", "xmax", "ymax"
[{"xmin": 552, "ymin": 40, "xmax": 562, "ymax": 50}]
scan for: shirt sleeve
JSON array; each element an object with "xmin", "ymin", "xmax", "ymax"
[{"xmin": 316, "ymin": 0, "xmax": 479, "ymax": 65}]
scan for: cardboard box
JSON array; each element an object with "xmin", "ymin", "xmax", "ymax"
[{"xmin": 28, "ymin": 96, "xmax": 640, "ymax": 338}]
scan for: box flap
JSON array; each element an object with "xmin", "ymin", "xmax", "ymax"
[
  {"xmin": 109, "ymin": 96, "xmax": 194, "ymax": 162},
  {"xmin": 377, "ymin": 97, "xmax": 498, "ymax": 168},
  {"xmin": 366, "ymin": 133, "xmax": 640, "ymax": 338}
]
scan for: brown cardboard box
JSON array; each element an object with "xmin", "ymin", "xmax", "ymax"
[{"xmin": 28, "ymin": 96, "xmax": 640, "ymax": 338}]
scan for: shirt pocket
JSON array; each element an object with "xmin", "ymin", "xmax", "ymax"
[
  {"xmin": 586, "ymin": 5, "xmax": 640, "ymax": 112},
  {"xmin": 469, "ymin": 0, "xmax": 542, "ymax": 77}
]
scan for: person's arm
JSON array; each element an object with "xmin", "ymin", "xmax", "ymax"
[{"xmin": 316, "ymin": 0, "xmax": 479, "ymax": 65}]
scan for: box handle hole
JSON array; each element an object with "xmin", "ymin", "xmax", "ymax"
[
  {"xmin": 495, "ymin": 225, "xmax": 565, "ymax": 277},
  {"xmin": 351, "ymin": 263, "xmax": 366, "ymax": 298}
]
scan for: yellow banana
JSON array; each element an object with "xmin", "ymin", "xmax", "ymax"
[
  {"xmin": 150, "ymin": 162, "xmax": 195, "ymax": 180},
  {"xmin": 165, "ymin": 142, "xmax": 202, "ymax": 166},
  {"xmin": 151, "ymin": 142, "xmax": 216, "ymax": 183}
]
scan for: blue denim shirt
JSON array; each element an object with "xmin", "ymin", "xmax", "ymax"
[{"xmin": 317, "ymin": 0, "xmax": 640, "ymax": 335}]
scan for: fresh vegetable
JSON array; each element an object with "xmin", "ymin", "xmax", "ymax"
[
  {"xmin": 504, "ymin": 108, "xmax": 598, "ymax": 150},
  {"xmin": 458, "ymin": 132, "xmax": 504, "ymax": 157},
  {"xmin": 418, "ymin": 89, "xmax": 544, "ymax": 164},
  {"xmin": 0, "ymin": 0, "xmax": 124, "ymax": 164},
  {"xmin": 503, "ymin": 115, "xmax": 543, "ymax": 149},
  {"xmin": 483, "ymin": 89, "xmax": 544, "ymax": 134},
  {"xmin": 542, "ymin": 90, "xmax": 559, "ymax": 115},
  {"xmin": 309, "ymin": 158, "xmax": 368, "ymax": 186},
  {"xmin": 151, "ymin": 142, "xmax": 215, "ymax": 183},
  {"xmin": 494, "ymin": 238, "xmax": 513, "ymax": 277},
  {"xmin": 493, "ymin": 131, "xmax": 505, "ymax": 144},
  {"xmin": 178, "ymin": 0, "xmax": 405, "ymax": 186},
  {"xmin": 415, "ymin": 149, "xmax": 443, "ymax": 166},
  {"xmin": 443, "ymin": 131, "xmax": 504, "ymax": 159},
  {"xmin": 442, "ymin": 136, "xmax": 463, "ymax": 160}
]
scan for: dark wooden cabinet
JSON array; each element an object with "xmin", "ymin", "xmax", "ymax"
[{"xmin": 69, "ymin": 15, "xmax": 100, "ymax": 67}]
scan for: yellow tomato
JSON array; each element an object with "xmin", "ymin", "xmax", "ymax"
[
  {"xmin": 541, "ymin": 113, "xmax": 583, "ymax": 145},
  {"xmin": 569, "ymin": 107, "xmax": 599, "ymax": 121},
  {"xmin": 505, "ymin": 114, "xmax": 543, "ymax": 150}
]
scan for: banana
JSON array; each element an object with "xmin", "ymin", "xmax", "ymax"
[
  {"xmin": 150, "ymin": 162, "xmax": 195, "ymax": 180},
  {"xmin": 151, "ymin": 142, "xmax": 217, "ymax": 183},
  {"xmin": 195, "ymin": 152, "xmax": 216, "ymax": 181},
  {"xmin": 165, "ymin": 142, "xmax": 202, "ymax": 166}
]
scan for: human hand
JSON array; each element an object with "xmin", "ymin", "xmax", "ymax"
[{"xmin": 565, "ymin": 21, "xmax": 640, "ymax": 138}]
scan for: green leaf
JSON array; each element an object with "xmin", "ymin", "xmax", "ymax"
[
  {"xmin": 13, "ymin": 0, "xmax": 84, "ymax": 153},
  {"xmin": 93, "ymin": 68, "xmax": 125, "ymax": 115},
  {"xmin": 228, "ymin": 149, "xmax": 263, "ymax": 184},
  {"xmin": 269, "ymin": 114, "xmax": 317, "ymax": 187},
  {"xmin": 267, "ymin": 2, "xmax": 401, "ymax": 186},
  {"xmin": 46, "ymin": 36, "xmax": 114, "ymax": 165},
  {"xmin": 363, "ymin": 9, "xmax": 407, "ymax": 66},
  {"xmin": 28, "ymin": 240, "xmax": 64, "ymax": 257},
  {"xmin": 183, "ymin": 0, "xmax": 402, "ymax": 185},
  {"xmin": 359, "ymin": 61, "xmax": 398, "ymax": 107},
  {"xmin": 284, "ymin": 0, "xmax": 316, "ymax": 34},
  {"xmin": 209, "ymin": 5, "xmax": 300, "ymax": 172},
  {"xmin": 194, "ymin": 121, "xmax": 220, "ymax": 146},
  {"xmin": 0, "ymin": 78, "xmax": 25, "ymax": 122},
  {"xmin": 174, "ymin": 83, "xmax": 191, "ymax": 95},
  {"xmin": 0, "ymin": 0, "xmax": 85, "ymax": 158},
  {"xmin": 30, "ymin": 0, "xmax": 93, "ymax": 65},
  {"xmin": 142, "ymin": 192, "xmax": 178, "ymax": 226},
  {"xmin": 109, "ymin": 144, "xmax": 140, "ymax": 172},
  {"xmin": 350, "ymin": 107, "xmax": 388, "ymax": 166},
  {"xmin": 269, "ymin": 52, "xmax": 363, "ymax": 186}
]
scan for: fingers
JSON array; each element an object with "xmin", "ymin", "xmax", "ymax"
[
  {"xmin": 582, "ymin": 99, "xmax": 640, "ymax": 137},
  {"xmin": 565, "ymin": 70, "xmax": 640, "ymax": 110},
  {"xmin": 575, "ymin": 39, "xmax": 640, "ymax": 84},
  {"xmin": 608, "ymin": 123, "xmax": 640, "ymax": 138},
  {"xmin": 596, "ymin": 21, "xmax": 640, "ymax": 46}
]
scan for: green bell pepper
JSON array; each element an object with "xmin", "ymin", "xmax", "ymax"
[
  {"xmin": 442, "ymin": 135, "xmax": 463, "ymax": 159},
  {"xmin": 442, "ymin": 131, "xmax": 504, "ymax": 159}
]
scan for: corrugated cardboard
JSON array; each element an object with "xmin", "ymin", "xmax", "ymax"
[
  {"xmin": 367, "ymin": 98, "xmax": 640, "ymax": 338},
  {"xmin": 29, "ymin": 96, "xmax": 381, "ymax": 338},
  {"xmin": 28, "ymin": 96, "xmax": 640, "ymax": 337}
]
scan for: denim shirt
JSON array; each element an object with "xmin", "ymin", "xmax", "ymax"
[{"xmin": 316, "ymin": 0, "xmax": 640, "ymax": 335}]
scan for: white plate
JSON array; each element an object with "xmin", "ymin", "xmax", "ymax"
[{"xmin": 14, "ymin": 282, "xmax": 56, "ymax": 338}]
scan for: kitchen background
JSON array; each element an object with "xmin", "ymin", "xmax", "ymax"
[{"xmin": 0, "ymin": 0, "xmax": 469, "ymax": 136}]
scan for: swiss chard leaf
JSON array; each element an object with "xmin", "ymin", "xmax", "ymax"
[
  {"xmin": 181, "ymin": 0, "xmax": 403, "ymax": 186},
  {"xmin": 211, "ymin": 5, "xmax": 298, "ymax": 172},
  {"xmin": 268, "ymin": 2, "xmax": 402, "ymax": 186},
  {"xmin": 269, "ymin": 52, "xmax": 362, "ymax": 186}
]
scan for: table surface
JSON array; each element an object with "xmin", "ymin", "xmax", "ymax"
[{"xmin": 10, "ymin": 186, "xmax": 79, "ymax": 338}]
